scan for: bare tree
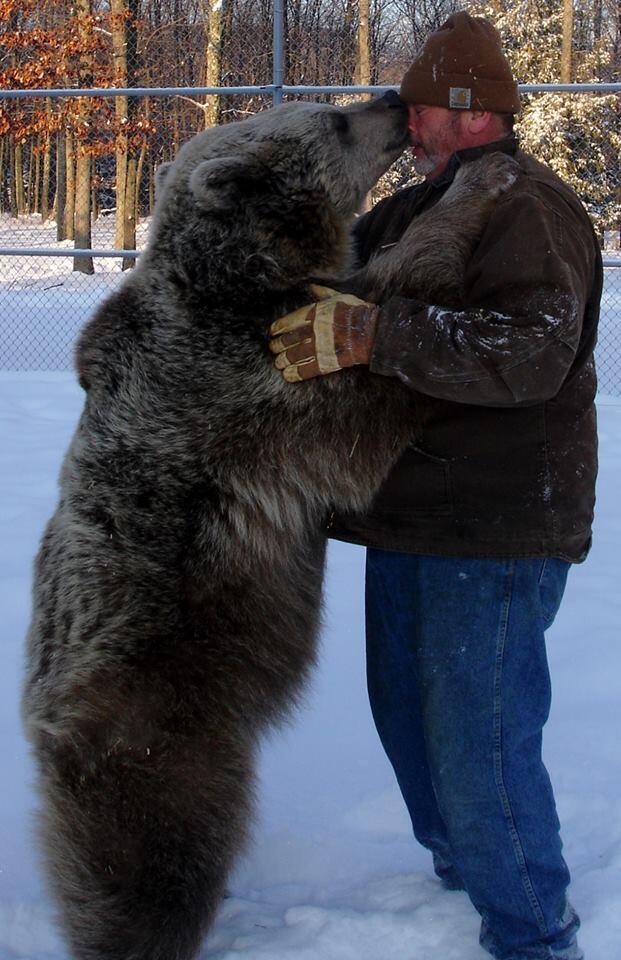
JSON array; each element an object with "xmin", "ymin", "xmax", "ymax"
[
  {"xmin": 201, "ymin": 0, "xmax": 227, "ymax": 128},
  {"xmin": 357, "ymin": 0, "xmax": 371, "ymax": 86},
  {"xmin": 40, "ymin": 98, "xmax": 53, "ymax": 222},
  {"xmin": 56, "ymin": 129, "xmax": 67, "ymax": 241},
  {"xmin": 65, "ymin": 130, "xmax": 76, "ymax": 241},
  {"xmin": 111, "ymin": 0, "xmax": 140, "ymax": 268},
  {"xmin": 111, "ymin": 0, "xmax": 130, "ymax": 251},
  {"xmin": 561, "ymin": 0, "xmax": 574, "ymax": 81},
  {"xmin": 390, "ymin": 0, "xmax": 459, "ymax": 60},
  {"xmin": 73, "ymin": 0, "xmax": 94, "ymax": 275}
]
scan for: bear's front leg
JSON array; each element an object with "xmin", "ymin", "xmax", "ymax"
[{"xmin": 346, "ymin": 152, "xmax": 520, "ymax": 305}]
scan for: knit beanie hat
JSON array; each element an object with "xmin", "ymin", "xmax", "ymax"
[{"xmin": 400, "ymin": 12, "xmax": 521, "ymax": 114}]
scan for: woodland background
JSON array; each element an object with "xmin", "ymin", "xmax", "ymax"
[{"xmin": 1, "ymin": 0, "xmax": 620, "ymax": 275}]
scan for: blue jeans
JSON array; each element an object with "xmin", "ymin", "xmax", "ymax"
[{"xmin": 365, "ymin": 550, "xmax": 583, "ymax": 960}]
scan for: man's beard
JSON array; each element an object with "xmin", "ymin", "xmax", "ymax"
[
  {"xmin": 411, "ymin": 151, "xmax": 442, "ymax": 176},
  {"xmin": 410, "ymin": 114, "xmax": 461, "ymax": 177}
]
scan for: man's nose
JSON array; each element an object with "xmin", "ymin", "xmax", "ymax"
[{"xmin": 407, "ymin": 106, "xmax": 419, "ymax": 133}]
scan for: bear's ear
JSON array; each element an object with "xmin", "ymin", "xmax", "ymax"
[
  {"xmin": 189, "ymin": 155, "xmax": 263, "ymax": 212},
  {"xmin": 154, "ymin": 161, "xmax": 174, "ymax": 199}
]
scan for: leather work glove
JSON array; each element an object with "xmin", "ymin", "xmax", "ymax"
[{"xmin": 269, "ymin": 285, "xmax": 380, "ymax": 382}]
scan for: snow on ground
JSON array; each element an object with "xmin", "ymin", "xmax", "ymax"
[{"xmin": 0, "ymin": 374, "xmax": 620, "ymax": 960}]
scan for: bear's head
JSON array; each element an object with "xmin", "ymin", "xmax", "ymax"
[{"xmin": 144, "ymin": 94, "xmax": 408, "ymax": 301}]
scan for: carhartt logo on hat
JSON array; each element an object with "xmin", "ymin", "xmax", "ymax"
[
  {"xmin": 449, "ymin": 87, "xmax": 472, "ymax": 109},
  {"xmin": 400, "ymin": 11, "xmax": 521, "ymax": 114}
]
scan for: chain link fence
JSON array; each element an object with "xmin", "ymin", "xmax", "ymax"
[{"xmin": 1, "ymin": 0, "xmax": 620, "ymax": 391}]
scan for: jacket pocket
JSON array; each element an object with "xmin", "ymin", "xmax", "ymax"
[{"xmin": 369, "ymin": 444, "xmax": 454, "ymax": 519}]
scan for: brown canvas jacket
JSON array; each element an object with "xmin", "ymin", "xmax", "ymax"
[{"xmin": 328, "ymin": 137, "xmax": 602, "ymax": 561}]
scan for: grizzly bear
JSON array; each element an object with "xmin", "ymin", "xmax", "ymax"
[{"xmin": 23, "ymin": 93, "xmax": 518, "ymax": 960}]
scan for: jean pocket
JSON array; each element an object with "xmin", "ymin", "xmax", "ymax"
[{"xmin": 538, "ymin": 558, "xmax": 571, "ymax": 630}]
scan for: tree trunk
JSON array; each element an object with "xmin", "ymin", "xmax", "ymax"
[
  {"xmin": 92, "ymin": 178, "xmax": 99, "ymax": 221},
  {"xmin": 41, "ymin": 134, "xmax": 52, "ymax": 221},
  {"xmin": 26, "ymin": 142, "xmax": 35, "ymax": 214},
  {"xmin": 135, "ymin": 138, "xmax": 147, "ymax": 221},
  {"xmin": 41, "ymin": 97, "xmax": 52, "ymax": 221},
  {"xmin": 112, "ymin": 0, "xmax": 140, "ymax": 267},
  {"xmin": 135, "ymin": 96, "xmax": 150, "ymax": 222},
  {"xmin": 32, "ymin": 141, "xmax": 40, "ymax": 214},
  {"xmin": 115, "ymin": 142, "xmax": 128, "ymax": 249},
  {"xmin": 111, "ymin": 0, "xmax": 129, "ymax": 250},
  {"xmin": 356, "ymin": 0, "xmax": 371, "ymax": 89},
  {"xmin": 14, "ymin": 139, "xmax": 26, "ymax": 215},
  {"xmin": 123, "ymin": 6, "xmax": 140, "ymax": 266},
  {"xmin": 9, "ymin": 136, "xmax": 19, "ymax": 217},
  {"xmin": 74, "ymin": 147, "xmax": 94, "ymax": 273},
  {"xmin": 561, "ymin": 0, "xmax": 574, "ymax": 82},
  {"xmin": 200, "ymin": 0, "xmax": 226, "ymax": 129},
  {"xmin": 172, "ymin": 104, "xmax": 180, "ymax": 153},
  {"xmin": 593, "ymin": 0, "xmax": 602, "ymax": 41},
  {"xmin": 123, "ymin": 154, "xmax": 138, "ymax": 270},
  {"xmin": 357, "ymin": 0, "xmax": 372, "ymax": 213},
  {"xmin": 148, "ymin": 161, "xmax": 155, "ymax": 214},
  {"xmin": 56, "ymin": 130, "xmax": 67, "ymax": 240},
  {"xmin": 0, "ymin": 139, "xmax": 5, "ymax": 214},
  {"xmin": 65, "ymin": 131, "xmax": 76, "ymax": 241},
  {"xmin": 73, "ymin": 0, "xmax": 94, "ymax": 274}
]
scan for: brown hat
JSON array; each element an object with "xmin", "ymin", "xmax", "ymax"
[{"xmin": 400, "ymin": 12, "xmax": 520, "ymax": 114}]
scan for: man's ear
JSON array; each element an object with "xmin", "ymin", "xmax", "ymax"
[
  {"xmin": 466, "ymin": 110, "xmax": 495, "ymax": 135},
  {"xmin": 189, "ymin": 154, "xmax": 264, "ymax": 212}
]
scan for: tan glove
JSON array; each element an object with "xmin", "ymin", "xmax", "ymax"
[{"xmin": 269, "ymin": 285, "xmax": 380, "ymax": 382}]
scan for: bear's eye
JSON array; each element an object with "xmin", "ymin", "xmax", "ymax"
[{"xmin": 331, "ymin": 113, "xmax": 352, "ymax": 143}]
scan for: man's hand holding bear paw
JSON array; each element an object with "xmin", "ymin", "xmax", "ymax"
[{"xmin": 269, "ymin": 284, "xmax": 380, "ymax": 382}]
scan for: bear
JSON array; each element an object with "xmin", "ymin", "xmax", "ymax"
[{"xmin": 22, "ymin": 92, "xmax": 518, "ymax": 960}]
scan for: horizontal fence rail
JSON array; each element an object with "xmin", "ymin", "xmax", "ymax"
[
  {"xmin": 0, "ymin": 248, "xmax": 140, "ymax": 258},
  {"xmin": 2, "ymin": 83, "xmax": 621, "ymax": 98},
  {"xmin": 6, "ymin": 251, "xmax": 620, "ymax": 267}
]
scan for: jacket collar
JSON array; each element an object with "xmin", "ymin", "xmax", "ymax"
[{"xmin": 430, "ymin": 135, "xmax": 519, "ymax": 190}]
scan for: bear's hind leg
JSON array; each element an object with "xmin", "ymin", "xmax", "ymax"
[{"xmin": 34, "ymin": 714, "xmax": 254, "ymax": 960}]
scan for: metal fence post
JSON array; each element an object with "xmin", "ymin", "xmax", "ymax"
[{"xmin": 272, "ymin": 0, "xmax": 284, "ymax": 106}]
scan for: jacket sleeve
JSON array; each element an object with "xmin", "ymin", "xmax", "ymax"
[{"xmin": 369, "ymin": 188, "xmax": 597, "ymax": 407}]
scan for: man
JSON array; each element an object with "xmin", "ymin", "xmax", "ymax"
[{"xmin": 270, "ymin": 12, "xmax": 601, "ymax": 960}]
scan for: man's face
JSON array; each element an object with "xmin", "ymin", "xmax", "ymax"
[{"xmin": 407, "ymin": 104, "xmax": 467, "ymax": 179}]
